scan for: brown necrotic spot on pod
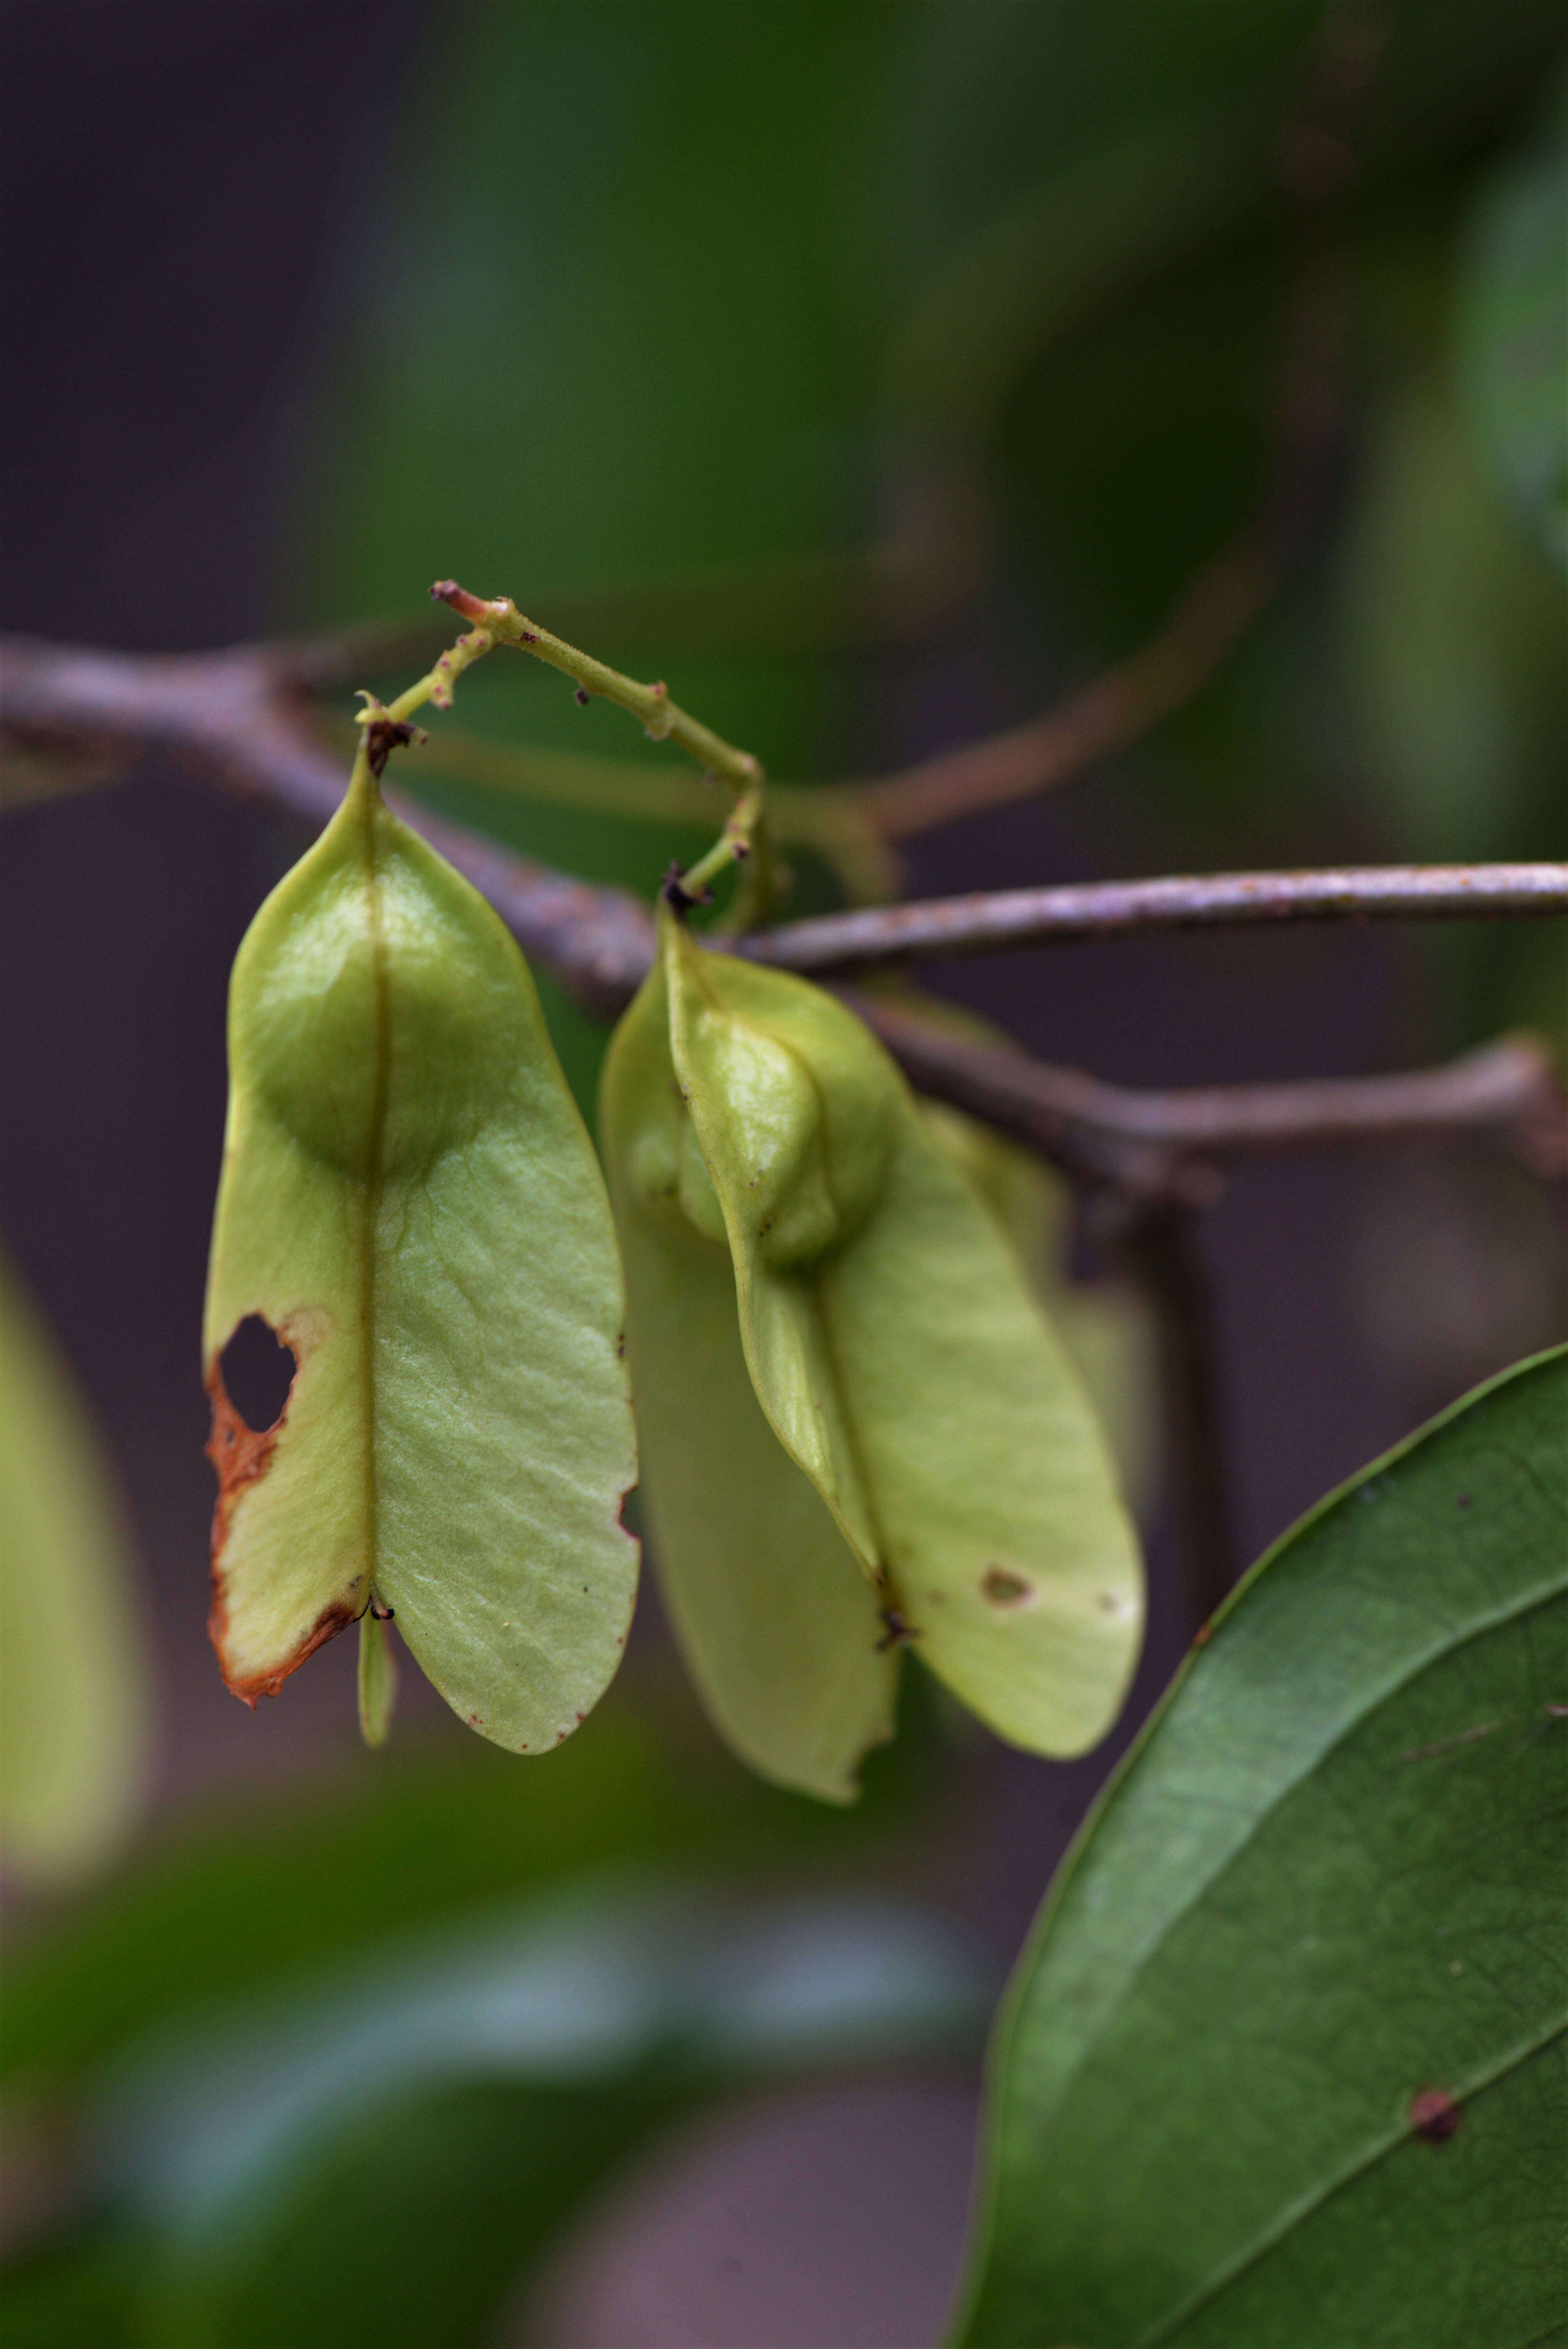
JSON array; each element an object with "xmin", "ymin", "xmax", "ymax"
[
  {"xmin": 205, "ymin": 1310, "xmax": 353, "ymax": 1707},
  {"xmin": 205, "ymin": 1319, "xmax": 292, "ymax": 1549},
  {"xmin": 981, "ymin": 1567, "xmax": 1035, "ymax": 1608}
]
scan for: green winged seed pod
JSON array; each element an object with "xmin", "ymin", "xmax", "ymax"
[
  {"xmin": 645, "ymin": 910, "xmax": 1143, "ymax": 1764},
  {"xmin": 919, "ymin": 1099, "xmax": 1161, "ymax": 1526},
  {"xmin": 203, "ymin": 739, "xmax": 637, "ymax": 1752},
  {"xmin": 602, "ymin": 954, "xmax": 897, "ymax": 1802},
  {"xmin": 846, "ymin": 985, "xmax": 1161, "ymax": 1520}
]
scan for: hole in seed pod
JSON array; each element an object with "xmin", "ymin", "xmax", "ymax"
[
  {"xmin": 219, "ymin": 1314, "xmax": 297, "ymax": 1433},
  {"xmin": 981, "ymin": 1567, "xmax": 1034, "ymax": 1608}
]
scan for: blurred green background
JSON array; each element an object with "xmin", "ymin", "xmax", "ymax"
[{"xmin": 1, "ymin": 3, "xmax": 1563, "ymax": 2341}]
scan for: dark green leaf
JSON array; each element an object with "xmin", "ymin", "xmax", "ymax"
[{"xmin": 955, "ymin": 1345, "xmax": 1568, "ymax": 2348}]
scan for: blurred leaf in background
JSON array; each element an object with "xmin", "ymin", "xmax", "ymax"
[
  {"xmin": 1343, "ymin": 370, "xmax": 1564, "ymax": 869},
  {"xmin": 1454, "ymin": 71, "xmax": 1568, "ymax": 573},
  {"xmin": 989, "ymin": 3, "xmax": 1565, "ymax": 859},
  {"xmin": 1339, "ymin": 357, "xmax": 1566, "ymax": 1035},
  {"xmin": 0, "ymin": 1700, "xmax": 977, "ymax": 2349},
  {"xmin": 116, "ymin": 1882, "xmax": 985, "ymax": 2349},
  {"xmin": 0, "ymin": 1249, "xmax": 153, "ymax": 1893},
  {"xmin": 939, "ymin": 0, "xmax": 1566, "ymax": 1044},
  {"xmin": 293, "ymin": 1, "xmax": 1565, "ymax": 1089}
]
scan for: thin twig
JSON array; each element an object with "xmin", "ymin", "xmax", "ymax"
[
  {"xmin": 848, "ymin": 999, "xmax": 1568, "ymax": 1208},
  {"xmin": 4, "ymin": 629, "xmax": 1564, "ymax": 1191},
  {"xmin": 427, "ymin": 579, "xmax": 781, "ymax": 920},
  {"xmin": 306, "ymin": 706, "xmax": 900, "ymax": 903},
  {"xmin": 428, "ymin": 581, "xmax": 763, "ymax": 797},
  {"xmin": 749, "ymin": 865, "xmax": 1568, "ymax": 975}
]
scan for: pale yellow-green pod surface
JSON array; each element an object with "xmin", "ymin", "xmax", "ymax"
[
  {"xmin": 601, "ymin": 952, "xmax": 896, "ymax": 1802},
  {"xmin": 660, "ymin": 914, "xmax": 1144, "ymax": 1760},
  {"xmin": 357, "ymin": 1608, "xmax": 397, "ymax": 1748},
  {"xmin": 0, "ymin": 1250, "xmax": 153, "ymax": 1888},
  {"xmin": 919, "ymin": 1100, "xmax": 1162, "ymax": 1526},
  {"xmin": 202, "ymin": 752, "xmax": 638, "ymax": 1752},
  {"xmin": 850, "ymin": 989, "xmax": 1160, "ymax": 1522}
]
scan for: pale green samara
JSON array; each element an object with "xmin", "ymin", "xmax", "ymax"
[
  {"xmin": 203, "ymin": 743, "xmax": 638, "ymax": 1751},
  {"xmin": 603, "ymin": 909, "xmax": 1143, "ymax": 1798}
]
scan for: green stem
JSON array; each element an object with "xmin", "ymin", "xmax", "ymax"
[
  {"xmin": 677, "ymin": 783, "xmax": 766, "ymax": 902},
  {"xmin": 317, "ymin": 712, "xmax": 897, "ymax": 905},
  {"xmin": 429, "ymin": 579, "xmax": 777, "ymax": 920},
  {"xmin": 351, "ymin": 617, "xmax": 502, "ymax": 766},
  {"xmin": 385, "ymin": 622, "xmax": 500, "ymax": 723}
]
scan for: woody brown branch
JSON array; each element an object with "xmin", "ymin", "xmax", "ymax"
[
  {"xmin": 3, "ymin": 629, "xmax": 1564, "ymax": 1208},
  {"xmin": 846, "ymin": 997, "xmax": 1568, "ymax": 1210},
  {"xmin": 747, "ymin": 865, "xmax": 1568, "ymax": 975}
]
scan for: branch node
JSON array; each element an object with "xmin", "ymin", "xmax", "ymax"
[
  {"xmin": 363, "ymin": 716, "xmax": 418, "ymax": 778},
  {"xmin": 661, "ymin": 860, "xmax": 711, "ymax": 915}
]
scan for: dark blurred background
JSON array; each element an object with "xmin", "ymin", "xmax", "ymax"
[{"xmin": 2, "ymin": 4, "xmax": 1563, "ymax": 2343}]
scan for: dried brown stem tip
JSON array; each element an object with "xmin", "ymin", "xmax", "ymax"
[
  {"xmin": 429, "ymin": 580, "xmax": 495, "ymax": 624},
  {"xmin": 363, "ymin": 716, "xmax": 418, "ymax": 778}
]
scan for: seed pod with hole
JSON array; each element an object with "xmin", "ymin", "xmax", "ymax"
[
  {"xmin": 202, "ymin": 742, "xmax": 637, "ymax": 1751},
  {"xmin": 602, "ymin": 910, "xmax": 1142, "ymax": 1788}
]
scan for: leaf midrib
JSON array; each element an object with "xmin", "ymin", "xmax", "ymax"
[
  {"xmin": 1142, "ymin": 2012, "xmax": 1568, "ymax": 2345},
  {"xmin": 991, "ymin": 1573, "xmax": 1567, "ymax": 2335},
  {"xmin": 357, "ymin": 790, "xmax": 392, "ymax": 1597}
]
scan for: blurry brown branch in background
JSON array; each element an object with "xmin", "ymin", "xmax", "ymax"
[
  {"xmin": 847, "ymin": 1001, "xmax": 1568, "ymax": 1210},
  {"xmin": 4, "ymin": 618, "xmax": 1563, "ymax": 1621},
  {"xmin": 843, "ymin": 6, "xmax": 1385, "ymax": 849},
  {"xmin": 1101, "ymin": 1201, "xmax": 1241, "ymax": 1621},
  {"xmin": 3, "ymin": 631, "xmax": 1562, "ymax": 1182}
]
